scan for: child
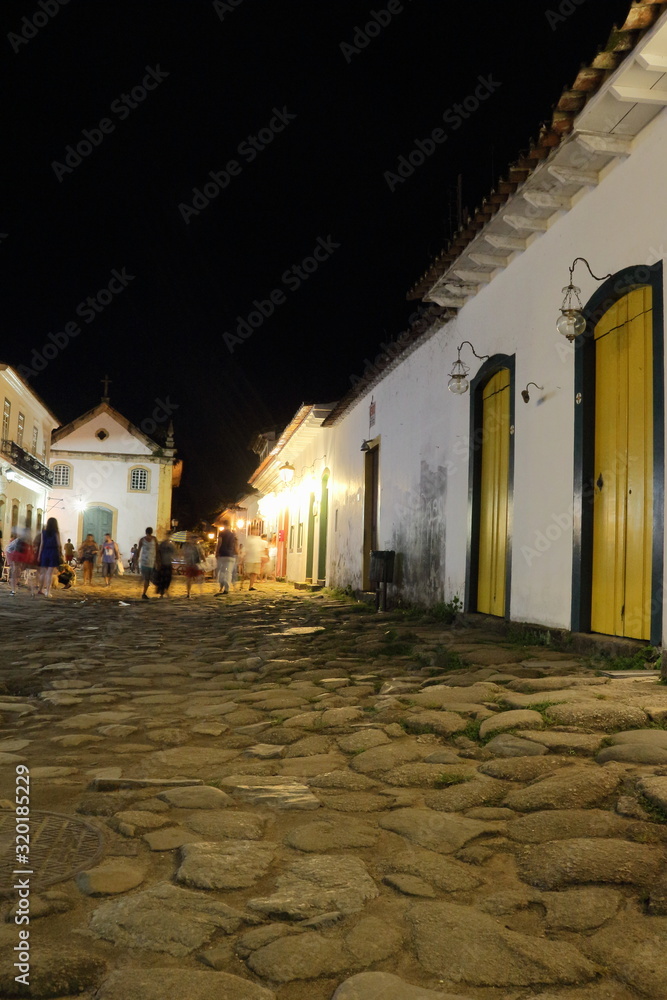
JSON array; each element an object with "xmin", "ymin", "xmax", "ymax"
[{"xmin": 57, "ymin": 563, "xmax": 75, "ymax": 589}]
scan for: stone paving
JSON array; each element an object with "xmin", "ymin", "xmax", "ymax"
[{"xmin": 1, "ymin": 576, "xmax": 667, "ymax": 998}]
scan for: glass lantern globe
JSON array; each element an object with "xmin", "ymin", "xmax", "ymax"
[
  {"xmin": 556, "ymin": 308, "xmax": 586, "ymax": 341},
  {"xmin": 448, "ymin": 374, "xmax": 469, "ymax": 394}
]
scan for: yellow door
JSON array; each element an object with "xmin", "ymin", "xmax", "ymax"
[
  {"xmin": 591, "ymin": 287, "xmax": 653, "ymax": 639},
  {"xmin": 477, "ymin": 368, "xmax": 510, "ymax": 616}
]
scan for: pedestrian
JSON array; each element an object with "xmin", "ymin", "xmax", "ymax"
[
  {"xmin": 259, "ymin": 533, "xmax": 270, "ymax": 579},
  {"xmin": 5, "ymin": 533, "xmax": 23, "ymax": 595},
  {"xmin": 100, "ymin": 533, "xmax": 120, "ymax": 587},
  {"xmin": 137, "ymin": 527, "xmax": 159, "ymax": 600},
  {"xmin": 215, "ymin": 518, "xmax": 237, "ymax": 596},
  {"xmin": 156, "ymin": 532, "xmax": 175, "ymax": 598},
  {"xmin": 63, "ymin": 538, "xmax": 75, "ymax": 564},
  {"xmin": 243, "ymin": 530, "xmax": 264, "ymax": 591},
  {"xmin": 78, "ymin": 534, "xmax": 98, "ymax": 586},
  {"xmin": 182, "ymin": 532, "xmax": 203, "ymax": 598},
  {"xmin": 35, "ymin": 517, "xmax": 63, "ymax": 598},
  {"xmin": 129, "ymin": 544, "xmax": 138, "ymax": 572}
]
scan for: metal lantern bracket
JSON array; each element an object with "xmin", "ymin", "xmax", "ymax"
[{"xmin": 448, "ymin": 341, "xmax": 490, "ymax": 395}]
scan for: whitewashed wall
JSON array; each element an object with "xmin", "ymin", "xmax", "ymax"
[
  {"xmin": 328, "ymin": 109, "xmax": 667, "ymax": 636},
  {"xmin": 50, "ymin": 411, "xmax": 167, "ymax": 563}
]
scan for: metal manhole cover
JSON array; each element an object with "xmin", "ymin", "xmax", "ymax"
[{"xmin": 0, "ymin": 810, "xmax": 105, "ymax": 895}]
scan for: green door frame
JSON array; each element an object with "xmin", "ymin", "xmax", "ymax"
[
  {"xmin": 465, "ymin": 354, "xmax": 515, "ymax": 618},
  {"xmin": 571, "ymin": 261, "xmax": 664, "ymax": 645}
]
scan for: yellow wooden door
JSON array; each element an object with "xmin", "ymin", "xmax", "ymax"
[
  {"xmin": 591, "ymin": 287, "xmax": 653, "ymax": 639},
  {"xmin": 477, "ymin": 368, "xmax": 510, "ymax": 616}
]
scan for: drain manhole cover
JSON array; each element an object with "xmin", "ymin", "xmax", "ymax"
[{"xmin": 0, "ymin": 810, "xmax": 105, "ymax": 895}]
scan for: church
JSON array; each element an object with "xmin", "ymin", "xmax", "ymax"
[{"xmin": 48, "ymin": 382, "xmax": 179, "ymax": 564}]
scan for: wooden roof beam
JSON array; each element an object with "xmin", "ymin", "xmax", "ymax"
[
  {"xmin": 449, "ymin": 269, "xmax": 493, "ymax": 285},
  {"xmin": 576, "ymin": 132, "xmax": 633, "ymax": 156},
  {"xmin": 469, "ymin": 252, "xmax": 510, "ymax": 268},
  {"xmin": 611, "ymin": 84, "xmax": 667, "ymax": 104},
  {"xmin": 522, "ymin": 190, "xmax": 571, "ymax": 210},
  {"xmin": 484, "ymin": 233, "xmax": 527, "ymax": 252},
  {"xmin": 504, "ymin": 214, "xmax": 549, "ymax": 232},
  {"xmin": 548, "ymin": 164, "xmax": 599, "ymax": 186}
]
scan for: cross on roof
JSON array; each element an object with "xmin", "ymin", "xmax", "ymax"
[{"xmin": 101, "ymin": 374, "xmax": 111, "ymax": 401}]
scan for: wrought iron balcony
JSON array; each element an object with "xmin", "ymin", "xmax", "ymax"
[{"xmin": 1, "ymin": 439, "xmax": 53, "ymax": 486}]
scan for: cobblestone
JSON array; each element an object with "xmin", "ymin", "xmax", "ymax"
[{"xmin": 2, "ymin": 578, "xmax": 667, "ymax": 997}]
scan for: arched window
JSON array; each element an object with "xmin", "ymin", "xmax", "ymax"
[
  {"xmin": 52, "ymin": 463, "xmax": 72, "ymax": 488},
  {"xmin": 128, "ymin": 466, "xmax": 150, "ymax": 492},
  {"xmin": 36, "ymin": 509, "xmax": 42, "ymax": 532},
  {"xmin": 11, "ymin": 502, "xmax": 19, "ymax": 527},
  {"xmin": 25, "ymin": 506, "xmax": 32, "ymax": 530}
]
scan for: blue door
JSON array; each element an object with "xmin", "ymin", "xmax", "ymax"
[{"xmin": 82, "ymin": 507, "xmax": 113, "ymax": 546}]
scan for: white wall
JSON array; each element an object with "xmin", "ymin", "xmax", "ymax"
[
  {"xmin": 50, "ymin": 411, "xmax": 164, "ymax": 562},
  {"xmin": 328, "ymin": 109, "xmax": 667, "ymax": 636}
]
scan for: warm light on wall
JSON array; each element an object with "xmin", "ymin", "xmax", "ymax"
[
  {"xmin": 236, "ymin": 518, "xmax": 245, "ymax": 530},
  {"xmin": 258, "ymin": 493, "xmax": 279, "ymax": 521}
]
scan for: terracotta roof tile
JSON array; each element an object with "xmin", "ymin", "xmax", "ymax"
[{"xmin": 407, "ymin": 0, "xmax": 667, "ymax": 301}]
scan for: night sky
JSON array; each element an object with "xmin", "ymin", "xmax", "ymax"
[{"xmin": 3, "ymin": 0, "xmax": 631, "ymax": 523}]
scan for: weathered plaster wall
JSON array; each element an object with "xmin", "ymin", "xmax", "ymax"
[{"xmin": 328, "ymin": 109, "xmax": 667, "ymax": 636}]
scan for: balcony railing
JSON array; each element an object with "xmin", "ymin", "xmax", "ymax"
[{"xmin": 1, "ymin": 439, "xmax": 53, "ymax": 487}]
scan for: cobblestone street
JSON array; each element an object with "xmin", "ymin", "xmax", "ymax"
[{"xmin": 2, "ymin": 579, "xmax": 667, "ymax": 999}]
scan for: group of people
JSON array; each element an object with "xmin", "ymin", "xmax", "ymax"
[
  {"xmin": 3, "ymin": 517, "xmax": 68, "ymax": 597},
  {"xmin": 1, "ymin": 517, "xmax": 272, "ymax": 600},
  {"xmin": 214, "ymin": 519, "xmax": 268, "ymax": 595}
]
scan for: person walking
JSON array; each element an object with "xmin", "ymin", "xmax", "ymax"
[
  {"xmin": 35, "ymin": 517, "xmax": 63, "ymax": 597},
  {"xmin": 137, "ymin": 527, "xmax": 159, "ymax": 600},
  {"xmin": 129, "ymin": 544, "xmax": 138, "ymax": 572},
  {"xmin": 243, "ymin": 530, "xmax": 264, "ymax": 591},
  {"xmin": 100, "ymin": 533, "xmax": 120, "ymax": 587},
  {"xmin": 63, "ymin": 538, "xmax": 75, "ymax": 564},
  {"xmin": 215, "ymin": 518, "xmax": 237, "ymax": 596},
  {"xmin": 79, "ymin": 534, "xmax": 98, "ymax": 586},
  {"xmin": 182, "ymin": 533, "xmax": 203, "ymax": 598},
  {"xmin": 5, "ymin": 533, "xmax": 23, "ymax": 595},
  {"xmin": 156, "ymin": 532, "xmax": 175, "ymax": 598}
]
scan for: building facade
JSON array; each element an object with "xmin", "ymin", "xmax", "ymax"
[
  {"xmin": 247, "ymin": 3, "xmax": 667, "ymax": 648},
  {"xmin": 49, "ymin": 401, "xmax": 176, "ymax": 561},
  {"xmin": 0, "ymin": 365, "xmax": 59, "ymax": 543}
]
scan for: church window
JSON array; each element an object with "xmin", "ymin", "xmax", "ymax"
[
  {"xmin": 129, "ymin": 467, "xmax": 149, "ymax": 491},
  {"xmin": 52, "ymin": 464, "xmax": 71, "ymax": 488},
  {"xmin": 96, "ymin": 429, "xmax": 109, "ymax": 441}
]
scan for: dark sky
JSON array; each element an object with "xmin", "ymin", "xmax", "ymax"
[{"xmin": 3, "ymin": 0, "xmax": 631, "ymax": 523}]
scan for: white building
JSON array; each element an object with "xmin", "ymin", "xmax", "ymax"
[
  {"xmin": 248, "ymin": 1, "xmax": 667, "ymax": 650},
  {"xmin": 0, "ymin": 364, "xmax": 60, "ymax": 543},
  {"xmin": 324, "ymin": 1, "xmax": 667, "ymax": 645},
  {"xmin": 49, "ymin": 400, "xmax": 177, "ymax": 562}
]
